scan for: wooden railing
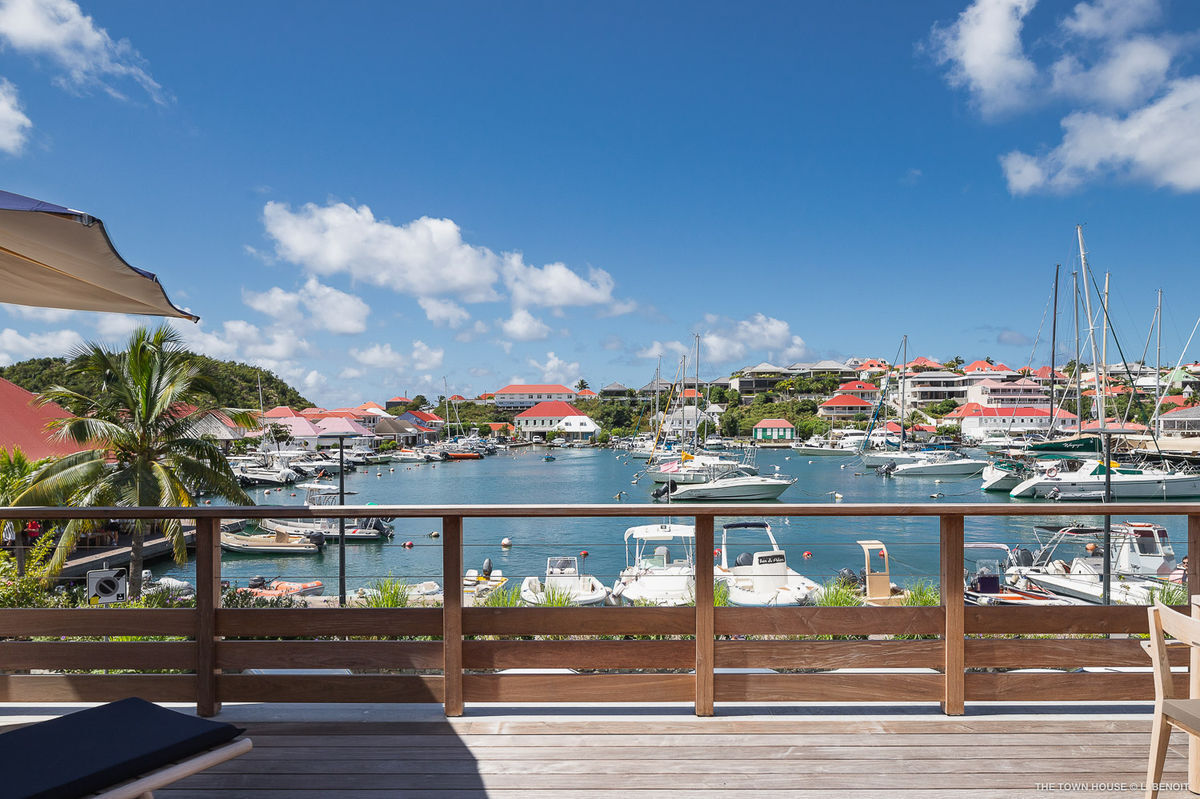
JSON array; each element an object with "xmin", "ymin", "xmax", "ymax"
[{"xmin": 0, "ymin": 503, "xmax": 1197, "ymax": 717}]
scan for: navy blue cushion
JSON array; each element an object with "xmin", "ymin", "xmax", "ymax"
[{"xmin": 1, "ymin": 697, "xmax": 243, "ymax": 799}]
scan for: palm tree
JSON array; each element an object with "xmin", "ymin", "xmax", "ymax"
[{"xmin": 14, "ymin": 326, "xmax": 255, "ymax": 596}]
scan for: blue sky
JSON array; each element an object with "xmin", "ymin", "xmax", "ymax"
[{"xmin": 2, "ymin": 0, "xmax": 1200, "ymax": 406}]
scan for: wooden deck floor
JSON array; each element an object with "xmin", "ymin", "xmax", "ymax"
[{"xmin": 149, "ymin": 707, "xmax": 1198, "ymax": 799}]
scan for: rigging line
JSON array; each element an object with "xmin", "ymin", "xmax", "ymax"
[
  {"xmin": 1121, "ymin": 302, "xmax": 1159, "ymax": 430},
  {"xmin": 1082, "ymin": 267, "xmax": 1168, "ymax": 462}
]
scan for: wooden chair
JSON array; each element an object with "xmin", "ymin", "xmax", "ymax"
[{"xmin": 1143, "ymin": 602, "xmax": 1200, "ymax": 798}]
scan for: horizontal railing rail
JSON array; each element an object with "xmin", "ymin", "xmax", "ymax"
[{"xmin": 0, "ymin": 503, "xmax": 1195, "ymax": 716}]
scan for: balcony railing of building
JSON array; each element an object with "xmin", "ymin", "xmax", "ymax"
[{"xmin": 0, "ymin": 502, "xmax": 1196, "ymax": 719}]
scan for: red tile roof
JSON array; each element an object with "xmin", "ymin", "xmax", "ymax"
[
  {"xmin": 495, "ymin": 384, "xmax": 574, "ymax": 394},
  {"xmin": 837, "ymin": 381, "xmax": 879, "ymax": 392},
  {"xmin": 515, "ymin": 401, "xmax": 587, "ymax": 419},
  {"xmin": 0, "ymin": 377, "xmax": 89, "ymax": 460},
  {"xmin": 962, "ymin": 360, "xmax": 1007, "ymax": 372},
  {"xmin": 819, "ymin": 395, "xmax": 873, "ymax": 407},
  {"xmin": 448, "ymin": 395, "xmax": 466, "ymax": 401},
  {"xmin": 904, "ymin": 357, "xmax": 942, "ymax": 369},
  {"xmin": 356, "ymin": 401, "xmax": 385, "ymax": 411},
  {"xmin": 487, "ymin": 422, "xmax": 515, "ymax": 431},
  {"xmin": 942, "ymin": 402, "xmax": 1077, "ymax": 420},
  {"xmin": 262, "ymin": 405, "xmax": 298, "ymax": 418},
  {"xmin": 388, "ymin": 396, "xmax": 411, "ymax": 403},
  {"xmin": 478, "ymin": 393, "xmax": 495, "ymax": 399},
  {"xmin": 753, "ymin": 418, "xmax": 794, "ymax": 428},
  {"xmin": 577, "ymin": 389, "xmax": 597, "ymax": 397},
  {"xmin": 405, "ymin": 409, "xmax": 443, "ymax": 423},
  {"xmin": 299, "ymin": 407, "xmax": 327, "ymax": 416},
  {"xmin": 1031, "ymin": 366, "xmax": 1068, "ymax": 380},
  {"xmin": 1081, "ymin": 419, "xmax": 1149, "ymax": 431},
  {"xmin": 855, "ymin": 359, "xmax": 889, "ymax": 370}
]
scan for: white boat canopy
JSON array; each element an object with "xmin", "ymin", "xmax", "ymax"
[
  {"xmin": 0, "ymin": 189, "xmax": 197, "ymax": 320},
  {"xmin": 624, "ymin": 523, "xmax": 695, "ymax": 542}
]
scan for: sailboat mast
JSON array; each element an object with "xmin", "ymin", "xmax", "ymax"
[
  {"xmin": 900, "ymin": 335, "xmax": 907, "ymax": 447},
  {"xmin": 1155, "ymin": 288, "xmax": 1162, "ymax": 440},
  {"xmin": 1077, "ymin": 226, "xmax": 1105, "ymax": 428},
  {"xmin": 1080, "ymin": 272, "xmax": 1089, "ymax": 436},
  {"xmin": 694, "ymin": 334, "xmax": 701, "ymax": 449},
  {"xmin": 1049, "ymin": 265, "xmax": 1059, "ymax": 437},
  {"xmin": 1101, "ymin": 272, "xmax": 1111, "ymax": 402}
]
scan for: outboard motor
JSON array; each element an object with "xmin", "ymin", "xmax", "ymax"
[
  {"xmin": 735, "ymin": 552, "xmax": 754, "ymax": 567},
  {"xmin": 306, "ymin": 531, "xmax": 326, "ymax": 549},
  {"xmin": 836, "ymin": 567, "xmax": 863, "ymax": 588},
  {"xmin": 248, "ymin": 575, "xmax": 268, "ymax": 590},
  {"xmin": 1010, "ymin": 546, "xmax": 1034, "ymax": 568},
  {"xmin": 482, "ymin": 558, "xmax": 493, "ymax": 579},
  {"xmin": 876, "ymin": 462, "xmax": 897, "ymax": 477},
  {"xmin": 651, "ymin": 484, "xmax": 670, "ymax": 500}
]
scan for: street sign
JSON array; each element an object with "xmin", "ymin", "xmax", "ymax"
[{"xmin": 87, "ymin": 568, "xmax": 127, "ymax": 605}]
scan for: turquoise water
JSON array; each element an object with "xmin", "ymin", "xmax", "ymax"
[{"xmin": 152, "ymin": 447, "xmax": 1192, "ymax": 593}]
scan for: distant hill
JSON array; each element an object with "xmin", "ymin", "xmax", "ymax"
[{"xmin": 0, "ymin": 353, "xmax": 313, "ymax": 413}]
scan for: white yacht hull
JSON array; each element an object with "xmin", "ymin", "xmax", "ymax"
[
  {"xmin": 666, "ymin": 477, "xmax": 794, "ymax": 501},
  {"xmin": 1009, "ymin": 472, "xmax": 1200, "ymax": 499},
  {"xmin": 519, "ymin": 575, "xmax": 610, "ymax": 606},
  {"xmin": 892, "ymin": 459, "xmax": 987, "ymax": 477},
  {"xmin": 790, "ymin": 445, "xmax": 858, "ymax": 456}
]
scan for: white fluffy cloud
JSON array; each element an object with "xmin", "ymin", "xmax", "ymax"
[
  {"xmin": 244, "ymin": 277, "xmax": 369, "ymax": 334},
  {"xmin": 418, "ymin": 297, "xmax": 470, "ymax": 329},
  {"xmin": 1061, "ymin": 0, "xmax": 1160, "ymax": 40},
  {"xmin": 700, "ymin": 313, "xmax": 810, "ymax": 365},
  {"xmin": 930, "ymin": 0, "xmax": 1038, "ymax": 117},
  {"xmin": 262, "ymin": 203, "xmax": 501, "ymax": 303},
  {"xmin": 499, "ymin": 308, "xmax": 550, "ymax": 341},
  {"xmin": 454, "ymin": 319, "xmax": 489, "ymax": 343},
  {"xmin": 338, "ymin": 367, "xmax": 365, "ymax": 380},
  {"xmin": 1002, "ymin": 77, "xmax": 1200, "ymax": 193},
  {"xmin": 0, "ymin": 78, "xmax": 31, "ymax": 154},
  {"xmin": 410, "ymin": 340, "xmax": 443, "ymax": 371},
  {"xmin": 1050, "ymin": 35, "xmax": 1175, "ymax": 110},
  {"xmin": 503, "ymin": 255, "xmax": 616, "ymax": 309},
  {"xmin": 350, "ymin": 342, "xmax": 405, "ymax": 370},
  {"xmin": 0, "ymin": 0, "xmax": 164, "ymax": 102},
  {"xmin": 528, "ymin": 352, "xmax": 580, "ymax": 387},
  {"xmin": 638, "ymin": 340, "xmax": 688, "ymax": 360},
  {"xmin": 0, "ymin": 326, "xmax": 84, "ymax": 365}
]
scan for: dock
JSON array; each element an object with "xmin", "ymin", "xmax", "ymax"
[{"xmin": 59, "ymin": 526, "xmax": 197, "ymax": 579}]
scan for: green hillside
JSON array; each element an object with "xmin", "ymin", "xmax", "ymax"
[{"xmin": 0, "ymin": 353, "xmax": 313, "ymax": 413}]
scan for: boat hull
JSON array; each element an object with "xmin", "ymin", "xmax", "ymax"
[{"xmin": 1009, "ymin": 473, "xmax": 1200, "ymax": 499}]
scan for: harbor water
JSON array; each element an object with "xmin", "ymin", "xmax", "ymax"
[{"xmin": 151, "ymin": 447, "xmax": 1193, "ymax": 593}]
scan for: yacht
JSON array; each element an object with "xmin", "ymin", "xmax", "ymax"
[
  {"xmin": 1008, "ymin": 458, "xmax": 1200, "ymax": 500},
  {"xmin": 612, "ymin": 523, "xmax": 696, "ymax": 606},
  {"xmin": 520, "ymin": 556, "xmax": 611, "ymax": 606},
  {"xmin": 655, "ymin": 467, "xmax": 795, "ymax": 501},
  {"xmin": 715, "ymin": 522, "xmax": 822, "ymax": 606},
  {"xmin": 887, "ymin": 452, "xmax": 987, "ymax": 477},
  {"xmin": 644, "ymin": 451, "xmax": 757, "ymax": 484},
  {"xmin": 1005, "ymin": 522, "xmax": 1177, "ymax": 605},
  {"xmin": 791, "ymin": 435, "xmax": 859, "ymax": 456}
]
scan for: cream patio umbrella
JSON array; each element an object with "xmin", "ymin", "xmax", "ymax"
[{"xmin": 0, "ymin": 188, "xmax": 197, "ymax": 320}]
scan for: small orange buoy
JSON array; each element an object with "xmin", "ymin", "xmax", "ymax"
[
  {"xmin": 579, "ymin": 550, "xmax": 589, "ymax": 557},
  {"xmin": 802, "ymin": 551, "xmax": 813, "ymax": 559},
  {"xmin": 1085, "ymin": 542, "xmax": 1097, "ymax": 553}
]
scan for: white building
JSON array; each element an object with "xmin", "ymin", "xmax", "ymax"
[
  {"xmin": 514, "ymin": 401, "xmax": 600, "ymax": 441},
  {"xmin": 966, "ymin": 378, "xmax": 1049, "ymax": 408},
  {"xmin": 494, "ymin": 384, "xmax": 576, "ymax": 410},
  {"xmin": 942, "ymin": 403, "xmax": 1077, "ymax": 440},
  {"xmin": 655, "ymin": 405, "xmax": 721, "ymax": 437}
]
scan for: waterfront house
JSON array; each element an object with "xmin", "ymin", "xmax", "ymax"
[
  {"xmin": 576, "ymin": 388, "xmax": 597, "ymax": 399},
  {"xmin": 902, "ymin": 370, "xmax": 971, "ymax": 407},
  {"xmin": 399, "ymin": 408, "xmax": 445, "ymax": 431},
  {"xmin": 817, "ymin": 394, "xmax": 873, "ymax": 420},
  {"xmin": 262, "ymin": 405, "xmax": 299, "ymax": 418},
  {"xmin": 854, "ymin": 358, "xmax": 890, "ymax": 375},
  {"xmin": 966, "ymin": 378, "xmax": 1049, "ymax": 408},
  {"xmin": 485, "ymin": 422, "xmax": 516, "ymax": 437},
  {"xmin": 787, "ymin": 359, "xmax": 857, "ymax": 380},
  {"xmin": 252, "ymin": 415, "xmax": 325, "ymax": 450},
  {"xmin": 374, "ymin": 416, "xmax": 434, "ymax": 446},
  {"xmin": 833, "ymin": 380, "xmax": 880, "ymax": 403},
  {"xmin": 942, "ymin": 403, "xmax": 1077, "ymax": 440},
  {"xmin": 752, "ymin": 418, "xmax": 795, "ymax": 442},
  {"xmin": 514, "ymin": 400, "xmax": 599, "ymax": 441},
  {"xmin": 655, "ymin": 405, "xmax": 720, "ymax": 438},
  {"xmin": 0, "ymin": 376, "xmax": 89, "ymax": 460},
  {"xmin": 963, "ymin": 360, "xmax": 1013, "ymax": 373},
  {"xmin": 1160, "ymin": 403, "xmax": 1200, "ymax": 436},
  {"xmin": 314, "ymin": 416, "xmax": 374, "ymax": 447},
  {"xmin": 494, "ymin": 383, "xmax": 576, "ymax": 410},
  {"xmin": 176, "ymin": 404, "xmax": 249, "ymax": 451}
]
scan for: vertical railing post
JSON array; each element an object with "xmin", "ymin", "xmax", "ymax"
[
  {"xmin": 940, "ymin": 513, "xmax": 965, "ymax": 715},
  {"xmin": 694, "ymin": 514, "xmax": 715, "ymax": 716},
  {"xmin": 1187, "ymin": 514, "xmax": 1199, "ymax": 790},
  {"xmin": 442, "ymin": 515, "xmax": 464, "ymax": 717},
  {"xmin": 195, "ymin": 516, "xmax": 221, "ymax": 717}
]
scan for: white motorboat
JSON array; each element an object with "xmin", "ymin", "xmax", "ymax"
[
  {"xmin": 613, "ymin": 523, "xmax": 696, "ymax": 606},
  {"xmin": 229, "ymin": 455, "xmax": 300, "ymax": 486},
  {"xmin": 520, "ymin": 556, "xmax": 611, "ymax": 606},
  {"xmin": 259, "ymin": 482, "xmax": 393, "ymax": 540},
  {"xmin": 462, "ymin": 561, "xmax": 508, "ymax": 606},
  {"xmin": 219, "ymin": 530, "xmax": 324, "ymax": 555},
  {"xmin": 393, "ymin": 449, "xmax": 435, "ymax": 463},
  {"xmin": 655, "ymin": 467, "xmax": 795, "ymax": 501},
  {"xmin": 703, "ymin": 435, "xmax": 728, "ymax": 450},
  {"xmin": 715, "ymin": 522, "xmax": 821, "ymax": 606},
  {"xmin": 859, "ymin": 449, "xmax": 929, "ymax": 468},
  {"xmin": 791, "ymin": 436, "xmax": 859, "ymax": 456},
  {"xmin": 889, "ymin": 452, "xmax": 987, "ymax": 477},
  {"xmin": 963, "ymin": 543, "xmax": 1085, "ymax": 606},
  {"xmin": 644, "ymin": 451, "xmax": 757, "ymax": 484},
  {"xmin": 1008, "ymin": 458, "xmax": 1200, "ymax": 499},
  {"xmin": 1006, "ymin": 522, "xmax": 1178, "ymax": 605},
  {"xmin": 980, "ymin": 456, "xmax": 1072, "ymax": 492}
]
